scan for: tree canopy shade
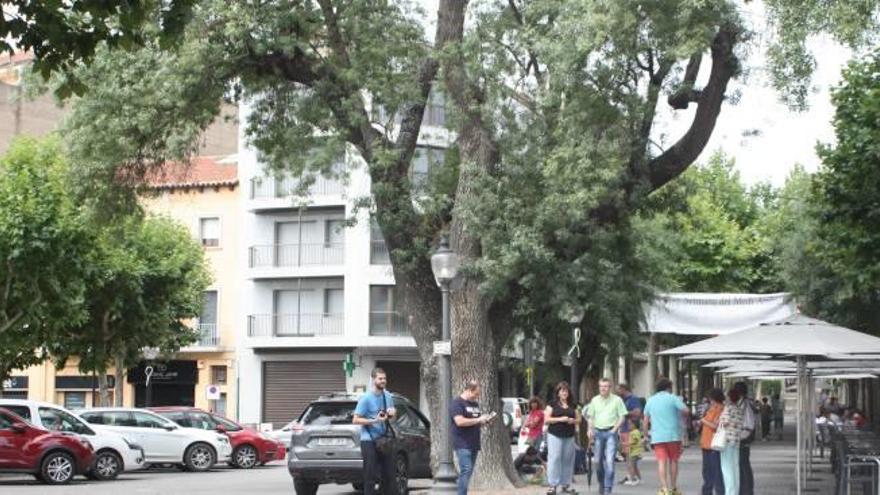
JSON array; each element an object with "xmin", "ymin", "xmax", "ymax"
[
  {"xmin": 54, "ymin": 0, "xmax": 880, "ymax": 487},
  {"xmin": 0, "ymin": 137, "xmax": 89, "ymax": 389}
]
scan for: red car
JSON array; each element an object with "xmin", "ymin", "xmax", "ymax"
[
  {"xmin": 0, "ymin": 407, "xmax": 95, "ymax": 484},
  {"xmin": 149, "ymin": 407, "xmax": 284, "ymax": 469}
]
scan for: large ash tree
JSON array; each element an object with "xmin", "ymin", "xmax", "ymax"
[{"xmin": 48, "ymin": 0, "xmax": 880, "ymax": 488}]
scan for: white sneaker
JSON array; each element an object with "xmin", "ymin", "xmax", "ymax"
[{"xmin": 624, "ymin": 478, "xmax": 642, "ymax": 486}]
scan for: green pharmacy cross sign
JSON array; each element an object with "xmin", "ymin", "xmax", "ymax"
[{"xmin": 343, "ymin": 353, "xmax": 356, "ymax": 378}]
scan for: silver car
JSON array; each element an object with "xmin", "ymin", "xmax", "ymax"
[{"xmin": 287, "ymin": 393, "xmax": 432, "ymax": 495}]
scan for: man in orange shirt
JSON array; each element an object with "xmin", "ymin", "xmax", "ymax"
[{"xmin": 700, "ymin": 388, "xmax": 726, "ymax": 495}]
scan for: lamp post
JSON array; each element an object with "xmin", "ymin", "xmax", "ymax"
[
  {"xmin": 430, "ymin": 236, "xmax": 460, "ymax": 493},
  {"xmin": 565, "ymin": 308, "xmax": 585, "ymax": 404},
  {"xmin": 142, "ymin": 347, "xmax": 159, "ymax": 407}
]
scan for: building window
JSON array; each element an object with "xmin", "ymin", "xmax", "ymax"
[
  {"xmin": 199, "ymin": 291, "xmax": 218, "ymax": 346},
  {"xmin": 63, "ymin": 392, "xmax": 86, "ymax": 410},
  {"xmin": 324, "ymin": 288, "xmax": 344, "ymax": 315},
  {"xmin": 211, "ymin": 365, "xmax": 227, "ymax": 385},
  {"xmin": 410, "ymin": 146, "xmax": 444, "ymax": 189},
  {"xmin": 369, "ymin": 285, "xmax": 408, "ymax": 336},
  {"xmin": 214, "ymin": 393, "xmax": 227, "ymax": 417},
  {"xmin": 199, "ymin": 217, "xmax": 220, "ymax": 247},
  {"xmin": 324, "ymin": 219, "xmax": 345, "ymax": 247},
  {"xmin": 370, "ymin": 218, "xmax": 391, "ymax": 265},
  {"xmin": 424, "ymin": 91, "xmax": 447, "ymax": 127}
]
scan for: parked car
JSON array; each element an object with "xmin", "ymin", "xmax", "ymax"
[
  {"xmin": 502, "ymin": 397, "xmax": 528, "ymax": 440},
  {"xmin": 288, "ymin": 392, "xmax": 431, "ymax": 495},
  {"xmin": 0, "ymin": 399, "xmax": 145, "ymax": 480},
  {"xmin": 149, "ymin": 406, "xmax": 285, "ymax": 469},
  {"xmin": 80, "ymin": 407, "xmax": 231, "ymax": 472},
  {"xmin": 267, "ymin": 420, "xmax": 297, "ymax": 451},
  {"xmin": 0, "ymin": 407, "xmax": 95, "ymax": 484}
]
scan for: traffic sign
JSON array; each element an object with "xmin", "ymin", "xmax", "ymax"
[
  {"xmin": 433, "ymin": 341, "xmax": 451, "ymax": 356},
  {"xmin": 206, "ymin": 384, "xmax": 221, "ymax": 400}
]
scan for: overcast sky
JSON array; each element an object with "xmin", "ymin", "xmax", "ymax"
[{"xmin": 417, "ymin": 0, "xmax": 851, "ymax": 187}]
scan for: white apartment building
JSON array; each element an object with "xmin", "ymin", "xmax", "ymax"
[{"xmin": 237, "ymin": 96, "xmax": 449, "ymax": 428}]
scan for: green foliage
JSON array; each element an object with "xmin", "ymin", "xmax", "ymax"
[
  {"xmin": 0, "ymin": 137, "xmax": 89, "ymax": 382},
  {"xmin": 636, "ymin": 152, "xmax": 780, "ymax": 293},
  {"xmin": 780, "ymin": 50, "xmax": 880, "ymax": 333},
  {"xmin": 2, "ymin": 0, "xmax": 196, "ymax": 97},
  {"xmin": 49, "ymin": 214, "xmax": 212, "ymax": 376}
]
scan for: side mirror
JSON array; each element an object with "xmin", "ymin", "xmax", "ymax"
[
  {"xmin": 215, "ymin": 424, "xmax": 227, "ymax": 433},
  {"xmin": 10, "ymin": 422, "xmax": 27, "ymax": 433},
  {"xmin": 163, "ymin": 424, "xmax": 177, "ymax": 431}
]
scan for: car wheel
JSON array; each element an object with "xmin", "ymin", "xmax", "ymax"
[
  {"xmin": 90, "ymin": 451, "xmax": 122, "ymax": 480},
  {"xmin": 293, "ymin": 479, "xmax": 319, "ymax": 495},
  {"xmin": 232, "ymin": 444, "xmax": 258, "ymax": 469},
  {"xmin": 40, "ymin": 451, "xmax": 76, "ymax": 485},
  {"xmin": 183, "ymin": 443, "xmax": 216, "ymax": 472},
  {"xmin": 383, "ymin": 454, "xmax": 408, "ymax": 495}
]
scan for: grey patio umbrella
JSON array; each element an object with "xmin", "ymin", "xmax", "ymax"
[{"xmin": 659, "ymin": 313, "xmax": 880, "ymax": 495}]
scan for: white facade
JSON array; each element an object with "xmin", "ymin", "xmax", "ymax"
[{"xmin": 236, "ymin": 99, "xmax": 448, "ymax": 427}]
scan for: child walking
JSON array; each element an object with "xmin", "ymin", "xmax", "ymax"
[{"xmin": 623, "ymin": 417, "xmax": 643, "ymax": 486}]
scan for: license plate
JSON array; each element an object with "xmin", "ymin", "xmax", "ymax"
[{"xmin": 314, "ymin": 437, "xmax": 349, "ymax": 447}]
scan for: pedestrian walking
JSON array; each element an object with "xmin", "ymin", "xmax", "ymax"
[
  {"xmin": 450, "ymin": 380, "xmax": 495, "ymax": 495},
  {"xmin": 760, "ymin": 397, "xmax": 772, "ymax": 441},
  {"xmin": 585, "ymin": 378, "xmax": 628, "ymax": 495},
  {"xmin": 733, "ymin": 382, "xmax": 756, "ymax": 495},
  {"xmin": 352, "ymin": 367, "xmax": 397, "ymax": 495},
  {"xmin": 544, "ymin": 381, "xmax": 579, "ymax": 495},
  {"xmin": 700, "ymin": 388, "xmax": 726, "ymax": 495},
  {"xmin": 616, "ymin": 382, "xmax": 643, "ymax": 486},
  {"xmin": 643, "ymin": 378, "xmax": 689, "ymax": 495},
  {"xmin": 771, "ymin": 393, "xmax": 784, "ymax": 440},
  {"xmin": 719, "ymin": 387, "xmax": 745, "ymax": 495},
  {"xmin": 624, "ymin": 418, "xmax": 643, "ymax": 486}
]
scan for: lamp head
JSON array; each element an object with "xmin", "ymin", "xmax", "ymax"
[{"xmin": 430, "ymin": 235, "xmax": 460, "ymax": 286}]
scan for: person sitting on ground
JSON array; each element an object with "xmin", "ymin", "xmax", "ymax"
[{"xmin": 515, "ymin": 446, "xmax": 547, "ymax": 484}]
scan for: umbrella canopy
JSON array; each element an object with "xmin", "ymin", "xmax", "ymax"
[
  {"xmin": 660, "ymin": 313, "xmax": 880, "ymax": 357},
  {"xmin": 681, "ymin": 353, "xmax": 773, "ymax": 360}
]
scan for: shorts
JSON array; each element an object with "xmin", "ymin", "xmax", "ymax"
[
  {"xmin": 619, "ymin": 432, "xmax": 631, "ymax": 454},
  {"xmin": 653, "ymin": 441, "xmax": 683, "ymax": 462}
]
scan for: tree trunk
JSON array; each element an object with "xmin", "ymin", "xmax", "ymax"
[
  {"xmin": 97, "ymin": 372, "xmax": 111, "ymax": 407},
  {"xmin": 451, "ymin": 283, "xmax": 520, "ymax": 489},
  {"xmin": 96, "ymin": 310, "xmax": 111, "ymax": 407},
  {"xmin": 114, "ymin": 354, "xmax": 125, "ymax": 406}
]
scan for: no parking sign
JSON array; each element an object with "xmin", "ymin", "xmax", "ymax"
[{"xmin": 206, "ymin": 384, "xmax": 221, "ymax": 400}]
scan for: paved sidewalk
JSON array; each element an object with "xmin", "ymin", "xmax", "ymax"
[{"xmin": 477, "ymin": 425, "xmax": 836, "ymax": 494}]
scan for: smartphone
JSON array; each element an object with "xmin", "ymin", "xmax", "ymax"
[{"xmin": 486, "ymin": 411, "xmax": 498, "ymax": 421}]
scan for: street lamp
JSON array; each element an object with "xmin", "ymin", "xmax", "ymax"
[
  {"xmin": 142, "ymin": 347, "xmax": 160, "ymax": 407},
  {"xmin": 430, "ymin": 235, "xmax": 459, "ymax": 493},
  {"xmin": 565, "ymin": 307, "xmax": 585, "ymax": 404}
]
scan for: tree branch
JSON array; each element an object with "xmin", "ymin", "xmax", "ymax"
[{"xmin": 647, "ymin": 28, "xmax": 738, "ymax": 191}]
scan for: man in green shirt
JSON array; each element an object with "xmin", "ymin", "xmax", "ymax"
[{"xmin": 585, "ymin": 378, "xmax": 628, "ymax": 495}]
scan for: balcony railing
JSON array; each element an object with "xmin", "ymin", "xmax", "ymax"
[
  {"xmin": 249, "ymin": 243, "xmax": 344, "ymax": 268},
  {"xmin": 189, "ymin": 323, "xmax": 219, "ymax": 347},
  {"xmin": 250, "ymin": 175, "xmax": 344, "ymax": 199},
  {"xmin": 247, "ymin": 313, "xmax": 344, "ymax": 337},
  {"xmin": 369, "ymin": 311, "xmax": 410, "ymax": 337},
  {"xmin": 370, "ymin": 240, "xmax": 391, "ymax": 265}
]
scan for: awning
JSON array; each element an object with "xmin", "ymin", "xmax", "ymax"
[{"xmin": 642, "ymin": 292, "xmax": 796, "ymax": 335}]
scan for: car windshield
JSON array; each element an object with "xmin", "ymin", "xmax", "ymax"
[
  {"xmin": 213, "ymin": 415, "xmax": 242, "ymax": 432},
  {"xmin": 39, "ymin": 407, "xmax": 94, "ymax": 435},
  {"xmin": 299, "ymin": 402, "xmax": 356, "ymax": 426}
]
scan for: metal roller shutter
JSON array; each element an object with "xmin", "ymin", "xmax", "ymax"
[{"xmin": 262, "ymin": 361, "xmax": 345, "ymax": 427}]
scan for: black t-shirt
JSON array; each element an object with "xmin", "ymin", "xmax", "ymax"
[
  {"xmin": 547, "ymin": 401, "xmax": 576, "ymax": 438},
  {"xmin": 450, "ymin": 397, "xmax": 481, "ymax": 450}
]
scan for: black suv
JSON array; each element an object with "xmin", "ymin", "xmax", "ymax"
[{"xmin": 287, "ymin": 392, "xmax": 431, "ymax": 495}]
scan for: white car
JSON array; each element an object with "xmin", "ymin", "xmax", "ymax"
[
  {"xmin": 0, "ymin": 399, "xmax": 146, "ymax": 480},
  {"xmin": 80, "ymin": 407, "xmax": 231, "ymax": 472},
  {"xmin": 266, "ymin": 420, "xmax": 296, "ymax": 450}
]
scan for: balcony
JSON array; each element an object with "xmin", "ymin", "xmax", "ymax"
[
  {"xmin": 180, "ymin": 323, "xmax": 220, "ymax": 350},
  {"xmin": 249, "ymin": 176, "xmax": 345, "ymax": 211},
  {"xmin": 369, "ymin": 311, "xmax": 410, "ymax": 337},
  {"xmin": 249, "ymin": 243, "xmax": 344, "ymax": 268},
  {"xmin": 248, "ymin": 313, "xmax": 344, "ymax": 337}
]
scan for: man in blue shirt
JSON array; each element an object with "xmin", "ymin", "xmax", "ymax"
[
  {"xmin": 353, "ymin": 368, "xmax": 397, "ymax": 495},
  {"xmin": 643, "ymin": 378, "xmax": 689, "ymax": 495},
  {"xmin": 450, "ymin": 380, "xmax": 494, "ymax": 495}
]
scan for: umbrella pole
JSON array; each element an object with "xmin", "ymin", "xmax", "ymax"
[{"xmin": 797, "ymin": 355, "xmax": 805, "ymax": 495}]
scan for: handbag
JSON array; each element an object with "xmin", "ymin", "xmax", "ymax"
[{"xmin": 710, "ymin": 424, "xmax": 727, "ymax": 451}]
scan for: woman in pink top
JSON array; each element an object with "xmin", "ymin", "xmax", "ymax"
[{"xmin": 525, "ymin": 397, "xmax": 546, "ymax": 448}]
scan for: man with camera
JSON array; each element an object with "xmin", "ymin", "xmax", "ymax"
[{"xmin": 353, "ymin": 367, "xmax": 397, "ymax": 495}]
